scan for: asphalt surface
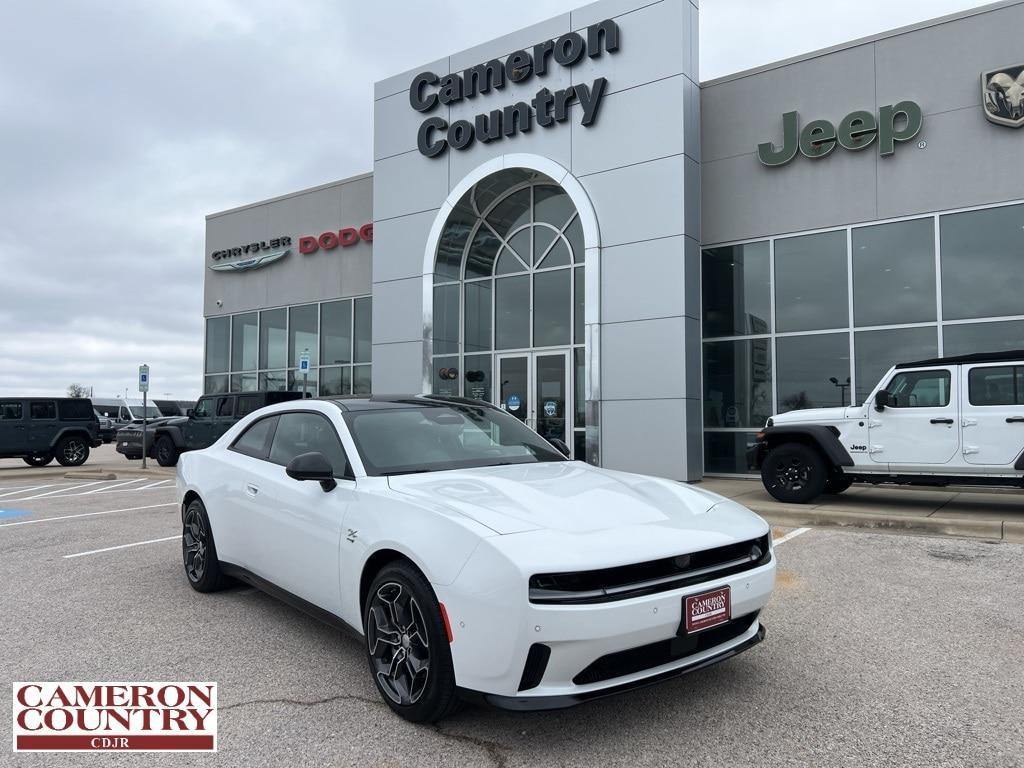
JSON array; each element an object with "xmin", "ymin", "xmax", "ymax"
[{"xmin": 0, "ymin": 479, "xmax": 1021, "ymax": 767}]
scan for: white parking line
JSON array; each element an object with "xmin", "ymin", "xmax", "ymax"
[
  {"xmin": 2, "ymin": 483, "xmax": 174, "ymax": 502},
  {"xmin": 774, "ymin": 527, "xmax": 811, "ymax": 546},
  {"xmin": 15, "ymin": 481, "xmax": 108, "ymax": 500},
  {"xmin": 81, "ymin": 478, "xmax": 145, "ymax": 494},
  {"xmin": 0, "ymin": 484, "xmax": 54, "ymax": 498},
  {"xmin": 0, "ymin": 502, "xmax": 177, "ymax": 528},
  {"xmin": 136, "ymin": 479, "xmax": 173, "ymax": 491},
  {"xmin": 64, "ymin": 534, "xmax": 181, "ymax": 559}
]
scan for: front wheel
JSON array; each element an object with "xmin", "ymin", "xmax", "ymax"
[
  {"xmin": 155, "ymin": 437, "xmax": 179, "ymax": 467},
  {"xmin": 55, "ymin": 436, "xmax": 89, "ymax": 467},
  {"xmin": 23, "ymin": 454, "xmax": 53, "ymax": 467},
  {"xmin": 761, "ymin": 442, "xmax": 827, "ymax": 504},
  {"xmin": 182, "ymin": 499, "xmax": 228, "ymax": 593},
  {"xmin": 363, "ymin": 562, "xmax": 461, "ymax": 723}
]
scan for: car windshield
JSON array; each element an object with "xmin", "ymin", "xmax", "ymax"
[{"xmin": 343, "ymin": 402, "xmax": 566, "ymax": 476}]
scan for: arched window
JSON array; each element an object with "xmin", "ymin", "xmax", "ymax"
[{"xmin": 432, "ymin": 169, "xmax": 586, "ymax": 457}]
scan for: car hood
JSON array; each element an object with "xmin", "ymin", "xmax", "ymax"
[
  {"xmin": 770, "ymin": 406, "xmax": 857, "ymax": 424},
  {"xmin": 385, "ymin": 462, "xmax": 755, "ymax": 536}
]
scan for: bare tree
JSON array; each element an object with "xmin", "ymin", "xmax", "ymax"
[{"xmin": 66, "ymin": 383, "xmax": 89, "ymax": 398}]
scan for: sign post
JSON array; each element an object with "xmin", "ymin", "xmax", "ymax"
[
  {"xmin": 299, "ymin": 350, "xmax": 311, "ymax": 398},
  {"xmin": 138, "ymin": 364, "xmax": 150, "ymax": 468}
]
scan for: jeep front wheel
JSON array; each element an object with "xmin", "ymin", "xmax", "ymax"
[
  {"xmin": 761, "ymin": 443, "xmax": 827, "ymax": 504},
  {"xmin": 155, "ymin": 437, "xmax": 180, "ymax": 467}
]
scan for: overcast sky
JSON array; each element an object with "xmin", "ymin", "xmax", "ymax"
[{"xmin": 0, "ymin": 0, "xmax": 990, "ymax": 399}]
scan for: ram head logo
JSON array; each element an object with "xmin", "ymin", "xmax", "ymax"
[{"xmin": 983, "ymin": 65, "xmax": 1024, "ymax": 127}]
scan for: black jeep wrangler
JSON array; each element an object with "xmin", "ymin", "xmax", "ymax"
[
  {"xmin": 0, "ymin": 398, "xmax": 102, "ymax": 467},
  {"xmin": 149, "ymin": 390, "xmax": 304, "ymax": 467}
]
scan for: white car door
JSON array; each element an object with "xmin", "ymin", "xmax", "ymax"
[
  {"xmin": 869, "ymin": 366, "xmax": 960, "ymax": 468},
  {"xmin": 246, "ymin": 410, "xmax": 353, "ymax": 617},
  {"xmin": 961, "ymin": 363, "xmax": 1024, "ymax": 466}
]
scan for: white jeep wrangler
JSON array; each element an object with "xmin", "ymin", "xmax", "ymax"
[{"xmin": 753, "ymin": 351, "xmax": 1024, "ymax": 504}]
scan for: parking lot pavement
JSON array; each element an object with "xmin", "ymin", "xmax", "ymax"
[{"xmin": 1, "ymin": 485, "xmax": 1022, "ymax": 768}]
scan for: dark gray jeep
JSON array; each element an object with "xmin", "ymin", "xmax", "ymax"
[
  {"xmin": 149, "ymin": 390, "xmax": 304, "ymax": 467},
  {"xmin": 0, "ymin": 398, "xmax": 102, "ymax": 467}
]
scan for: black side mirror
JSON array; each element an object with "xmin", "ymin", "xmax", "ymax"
[
  {"xmin": 548, "ymin": 437, "xmax": 571, "ymax": 458},
  {"xmin": 874, "ymin": 390, "xmax": 894, "ymax": 411},
  {"xmin": 186, "ymin": 408, "xmax": 195, "ymax": 418},
  {"xmin": 286, "ymin": 451, "xmax": 337, "ymax": 492}
]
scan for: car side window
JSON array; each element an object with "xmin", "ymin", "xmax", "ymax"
[
  {"xmin": 0, "ymin": 402, "xmax": 23, "ymax": 420},
  {"xmin": 886, "ymin": 370, "xmax": 951, "ymax": 408},
  {"xmin": 230, "ymin": 416, "xmax": 279, "ymax": 460},
  {"xmin": 968, "ymin": 366, "xmax": 1022, "ymax": 406},
  {"xmin": 30, "ymin": 401, "xmax": 57, "ymax": 420},
  {"xmin": 216, "ymin": 397, "xmax": 234, "ymax": 418},
  {"xmin": 236, "ymin": 395, "xmax": 261, "ymax": 418},
  {"xmin": 193, "ymin": 398, "xmax": 213, "ymax": 418},
  {"xmin": 269, "ymin": 412, "xmax": 351, "ymax": 478}
]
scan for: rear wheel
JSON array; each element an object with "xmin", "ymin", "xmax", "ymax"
[
  {"xmin": 155, "ymin": 437, "xmax": 179, "ymax": 467},
  {"xmin": 182, "ymin": 498, "xmax": 228, "ymax": 592},
  {"xmin": 761, "ymin": 442, "xmax": 827, "ymax": 504},
  {"xmin": 23, "ymin": 454, "xmax": 53, "ymax": 467},
  {"xmin": 55, "ymin": 436, "xmax": 89, "ymax": 467},
  {"xmin": 824, "ymin": 473, "xmax": 854, "ymax": 495},
  {"xmin": 363, "ymin": 562, "xmax": 460, "ymax": 723}
]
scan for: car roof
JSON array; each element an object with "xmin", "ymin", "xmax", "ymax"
[
  {"xmin": 321, "ymin": 394, "xmax": 500, "ymax": 412},
  {"xmin": 895, "ymin": 349, "xmax": 1024, "ymax": 369}
]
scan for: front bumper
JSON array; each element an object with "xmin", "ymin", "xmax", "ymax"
[{"xmin": 460, "ymin": 622, "xmax": 766, "ymax": 711}]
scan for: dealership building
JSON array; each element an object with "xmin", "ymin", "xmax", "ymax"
[{"xmin": 204, "ymin": 0, "xmax": 1024, "ymax": 478}]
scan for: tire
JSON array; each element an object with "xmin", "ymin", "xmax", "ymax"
[
  {"xmin": 824, "ymin": 473, "xmax": 854, "ymax": 495},
  {"xmin": 761, "ymin": 442, "xmax": 828, "ymax": 504},
  {"xmin": 182, "ymin": 498, "xmax": 229, "ymax": 593},
  {"xmin": 55, "ymin": 436, "xmax": 89, "ymax": 467},
  {"xmin": 363, "ymin": 562, "xmax": 461, "ymax": 723},
  {"xmin": 155, "ymin": 437, "xmax": 180, "ymax": 467},
  {"xmin": 23, "ymin": 454, "xmax": 53, "ymax": 467}
]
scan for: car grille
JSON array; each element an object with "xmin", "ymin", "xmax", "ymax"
[
  {"xmin": 572, "ymin": 612, "xmax": 759, "ymax": 686},
  {"xmin": 528, "ymin": 534, "xmax": 771, "ymax": 605}
]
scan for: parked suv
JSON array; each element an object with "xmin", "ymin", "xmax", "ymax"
[
  {"xmin": 149, "ymin": 391, "xmax": 303, "ymax": 466},
  {"xmin": 0, "ymin": 398, "xmax": 102, "ymax": 467},
  {"xmin": 753, "ymin": 350, "xmax": 1024, "ymax": 503}
]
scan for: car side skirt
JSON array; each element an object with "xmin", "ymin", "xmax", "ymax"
[
  {"xmin": 457, "ymin": 624, "xmax": 766, "ymax": 712},
  {"xmin": 219, "ymin": 563, "xmax": 363, "ymax": 640}
]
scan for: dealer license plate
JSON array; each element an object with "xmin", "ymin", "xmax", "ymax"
[{"xmin": 684, "ymin": 586, "xmax": 731, "ymax": 633}]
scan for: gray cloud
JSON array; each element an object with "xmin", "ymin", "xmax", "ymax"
[{"xmin": 0, "ymin": 0, "xmax": 986, "ymax": 398}]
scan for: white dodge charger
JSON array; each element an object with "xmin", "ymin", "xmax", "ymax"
[{"xmin": 176, "ymin": 395, "xmax": 776, "ymax": 722}]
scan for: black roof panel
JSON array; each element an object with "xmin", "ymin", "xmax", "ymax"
[{"xmin": 895, "ymin": 350, "xmax": 1024, "ymax": 369}]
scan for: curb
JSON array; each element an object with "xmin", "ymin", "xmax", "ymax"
[
  {"xmin": 0, "ymin": 467, "xmax": 173, "ymax": 482},
  {"xmin": 757, "ymin": 506, "xmax": 1005, "ymax": 541}
]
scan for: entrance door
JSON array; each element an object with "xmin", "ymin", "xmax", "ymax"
[{"xmin": 496, "ymin": 351, "xmax": 571, "ymax": 453}]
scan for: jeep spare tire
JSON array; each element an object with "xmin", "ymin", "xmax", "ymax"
[{"xmin": 761, "ymin": 442, "xmax": 827, "ymax": 504}]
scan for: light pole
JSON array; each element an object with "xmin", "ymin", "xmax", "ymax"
[{"xmin": 830, "ymin": 376, "xmax": 850, "ymax": 405}]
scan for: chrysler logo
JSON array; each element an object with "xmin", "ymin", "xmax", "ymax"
[
  {"xmin": 983, "ymin": 64, "xmax": 1024, "ymax": 128},
  {"xmin": 208, "ymin": 249, "xmax": 288, "ymax": 272}
]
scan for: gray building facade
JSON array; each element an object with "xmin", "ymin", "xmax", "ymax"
[{"xmin": 204, "ymin": 0, "xmax": 1024, "ymax": 479}]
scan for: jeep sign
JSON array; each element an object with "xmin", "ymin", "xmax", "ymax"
[{"xmin": 757, "ymin": 100, "xmax": 923, "ymax": 167}]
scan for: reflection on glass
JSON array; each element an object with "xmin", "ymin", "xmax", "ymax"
[
  {"xmin": 432, "ymin": 357, "xmax": 460, "ymax": 397},
  {"xmin": 574, "ymin": 347, "xmax": 585, "ymax": 429},
  {"xmin": 464, "ymin": 225, "xmax": 502, "ymax": 279},
  {"xmin": 486, "ymin": 188, "xmax": 531, "ymax": 239},
  {"xmin": 288, "ymin": 304, "xmax": 318, "ymax": 367},
  {"xmin": 574, "ymin": 267, "xmax": 584, "ymax": 344},
  {"xmin": 539, "ymin": 236, "xmax": 570, "ymax": 268},
  {"xmin": 565, "ymin": 215, "xmax": 584, "ymax": 262},
  {"xmin": 353, "ymin": 365, "xmax": 372, "ymax": 395},
  {"xmin": 463, "ymin": 354, "xmax": 492, "ymax": 402},
  {"xmin": 433, "ymin": 284, "xmax": 459, "ymax": 355},
  {"xmin": 506, "ymin": 230, "xmax": 531, "ymax": 267},
  {"xmin": 229, "ymin": 373, "xmax": 258, "ymax": 392},
  {"xmin": 435, "ymin": 196, "xmax": 475, "ymax": 283},
  {"xmin": 534, "ymin": 186, "xmax": 574, "ymax": 228},
  {"xmin": 854, "ymin": 326, "xmax": 937, "ymax": 403},
  {"xmin": 702, "ymin": 242, "xmax": 770, "ymax": 337},
  {"xmin": 354, "ymin": 298, "xmax": 372, "ymax": 363},
  {"xmin": 534, "ymin": 270, "xmax": 570, "ymax": 347},
  {"xmin": 775, "ymin": 231, "xmax": 848, "ymax": 332},
  {"xmin": 464, "ymin": 282, "xmax": 492, "ymax": 352},
  {"xmin": 533, "ymin": 226, "xmax": 557, "ymax": 265},
  {"xmin": 231, "ymin": 313, "xmax": 258, "ymax": 372},
  {"xmin": 495, "ymin": 276, "xmax": 529, "ymax": 349},
  {"xmin": 703, "ymin": 339, "xmax": 773, "ymax": 428},
  {"xmin": 259, "ymin": 309, "xmax": 287, "ymax": 370},
  {"xmin": 287, "ymin": 369, "xmax": 318, "ymax": 396},
  {"xmin": 321, "ymin": 300, "xmax": 352, "ymax": 365},
  {"xmin": 204, "ymin": 374, "xmax": 228, "ymax": 394},
  {"xmin": 943, "ymin": 320, "xmax": 1024, "ymax": 357},
  {"xmin": 205, "ymin": 317, "xmax": 230, "ymax": 374},
  {"xmin": 704, "ymin": 432, "xmax": 760, "ymax": 474},
  {"xmin": 941, "ymin": 203, "xmax": 1024, "ymax": 320},
  {"xmin": 259, "ymin": 371, "xmax": 286, "ymax": 392},
  {"xmin": 319, "ymin": 366, "xmax": 351, "ymax": 396},
  {"xmin": 776, "ymin": 333, "xmax": 850, "ymax": 411},
  {"xmin": 852, "ymin": 219, "xmax": 935, "ymax": 327},
  {"xmin": 498, "ymin": 356, "xmax": 529, "ymax": 421}
]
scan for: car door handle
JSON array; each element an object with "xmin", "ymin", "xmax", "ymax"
[
  {"xmin": 245, "ymin": 484, "xmax": 259, "ymax": 496},
  {"xmin": 1007, "ymin": 417, "xmax": 1024, "ymax": 423},
  {"xmin": 930, "ymin": 418, "xmax": 954, "ymax": 424}
]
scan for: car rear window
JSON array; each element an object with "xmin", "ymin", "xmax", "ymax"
[
  {"xmin": 968, "ymin": 365, "xmax": 1024, "ymax": 406},
  {"xmin": 58, "ymin": 399, "xmax": 95, "ymax": 420}
]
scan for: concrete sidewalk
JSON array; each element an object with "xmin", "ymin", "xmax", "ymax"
[
  {"xmin": 694, "ymin": 476, "xmax": 1024, "ymax": 543},
  {"xmin": 0, "ymin": 444, "xmax": 172, "ymax": 481}
]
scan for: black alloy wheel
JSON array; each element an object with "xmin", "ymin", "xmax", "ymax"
[
  {"xmin": 23, "ymin": 454, "xmax": 53, "ymax": 467},
  {"xmin": 155, "ymin": 437, "xmax": 179, "ymax": 467},
  {"xmin": 55, "ymin": 437, "xmax": 89, "ymax": 467},
  {"xmin": 181, "ymin": 499, "xmax": 227, "ymax": 592},
  {"xmin": 363, "ymin": 563, "xmax": 460, "ymax": 722},
  {"xmin": 761, "ymin": 442, "xmax": 827, "ymax": 504}
]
